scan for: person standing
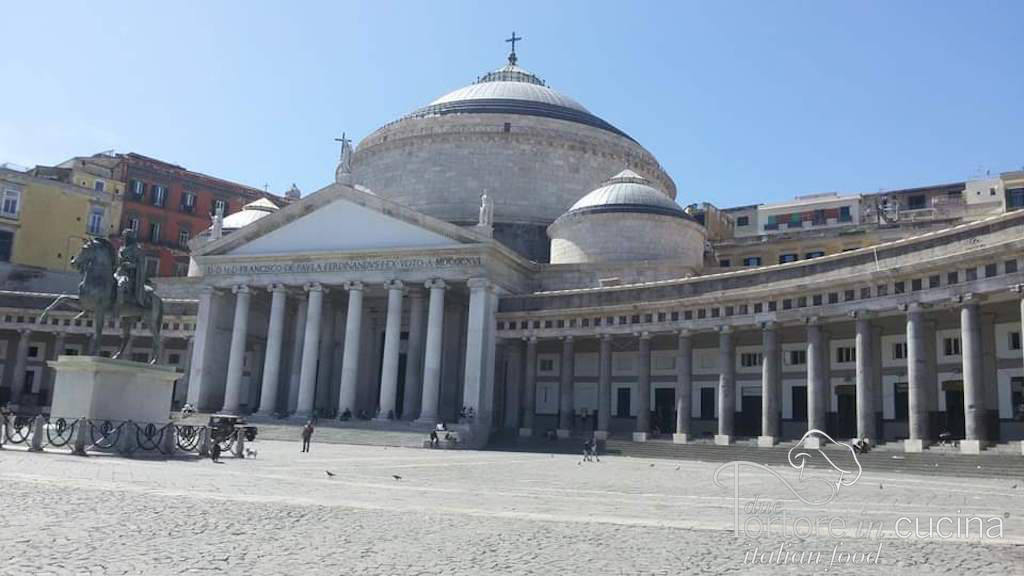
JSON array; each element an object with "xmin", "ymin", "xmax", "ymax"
[{"xmin": 301, "ymin": 420, "xmax": 314, "ymax": 453}]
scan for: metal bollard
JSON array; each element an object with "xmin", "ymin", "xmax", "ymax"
[
  {"xmin": 118, "ymin": 421, "xmax": 135, "ymax": 456},
  {"xmin": 72, "ymin": 418, "xmax": 89, "ymax": 456},
  {"xmin": 0, "ymin": 413, "xmax": 6, "ymax": 450},
  {"xmin": 29, "ymin": 414, "xmax": 45, "ymax": 452},
  {"xmin": 161, "ymin": 423, "xmax": 176, "ymax": 456},
  {"xmin": 233, "ymin": 429, "xmax": 245, "ymax": 458},
  {"xmin": 198, "ymin": 427, "xmax": 210, "ymax": 457}
]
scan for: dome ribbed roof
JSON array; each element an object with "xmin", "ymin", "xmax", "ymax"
[
  {"xmin": 566, "ymin": 170, "xmax": 685, "ymax": 218},
  {"xmin": 222, "ymin": 197, "xmax": 279, "ymax": 231}
]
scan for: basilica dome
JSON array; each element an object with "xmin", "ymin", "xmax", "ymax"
[
  {"xmin": 547, "ymin": 170, "xmax": 705, "ymax": 269},
  {"xmin": 350, "ymin": 50, "xmax": 675, "ymax": 263}
]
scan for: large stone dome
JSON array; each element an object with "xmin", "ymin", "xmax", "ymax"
[{"xmin": 350, "ymin": 51, "xmax": 675, "ymax": 262}]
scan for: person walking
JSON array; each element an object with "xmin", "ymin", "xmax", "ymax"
[{"xmin": 301, "ymin": 420, "xmax": 315, "ymax": 453}]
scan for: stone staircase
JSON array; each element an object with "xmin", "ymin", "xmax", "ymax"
[
  {"xmin": 487, "ymin": 434, "xmax": 1024, "ymax": 479},
  {"xmin": 252, "ymin": 420, "xmax": 433, "ymax": 449}
]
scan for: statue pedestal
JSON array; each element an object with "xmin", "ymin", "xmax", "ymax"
[{"xmin": 48, "ymin": 356, "xmax": 180, "ymax": 425}]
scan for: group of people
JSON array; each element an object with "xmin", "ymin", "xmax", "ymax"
[
  {"xmin": 580, "ymin": 438, "xmax": 600, "ymax": 463},
  {"xmin": 428, "ymin": 422, "xmax": 457, "ymax": 448}
]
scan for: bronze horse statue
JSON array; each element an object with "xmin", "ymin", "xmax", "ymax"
[{"xmin": 39, "ymin": 237, "xmax": 164, "ymax": 362}]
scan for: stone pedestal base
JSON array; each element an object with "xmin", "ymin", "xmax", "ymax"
[
  {"xmin": 804, "ymin": 436, "xmax": 822, "ymax": 450},
  {"xmin": 593, "ymin": 430, "xmax": 609, "ymax": 440},
  {"xmin": 714, "ymin": 434, "xmax": 733, "ymax": 446},
  {"xmin": 904, "ymin": 439, "xmax": 928, "ymax": 453},
  {"xmin": 556, "ymin": 429, "xmax": 570, "ymax": 439},
  {"xmin": 672, "ymin": 433, "xmax": 689, "ymax": 444},
  {"xmin": 757, "ymin": 435, "xmax": 778, "ymax": 448},
  {"xmin": 632, "ymin": 432, "xmax": 648, "ymax": 442},
  {"xmin": 960, "ymin": 440, "xmax": 983, "ymax": 454},
  {"xmin": 49, "ymin": 356, "xmax": 179, "ymax": 425},
  {"xmin": 518, "ymin": 427, "xmax": 533, "ymax": 438}
]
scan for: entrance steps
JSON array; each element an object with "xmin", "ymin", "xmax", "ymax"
[
  {"xmin": 253, "ymin": 419, "xmax": 433, "ymax": 449},
  {"xmin": 487, "ymin": 434, "xmax": 1024, "ymax": 479}
]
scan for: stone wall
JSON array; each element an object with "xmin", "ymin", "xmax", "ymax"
[{"xmin": 548, "ymin": 212, "xmax": 705, "ymax": 267}]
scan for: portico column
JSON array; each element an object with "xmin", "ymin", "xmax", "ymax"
[
  {"xmin": 256, "ymin": 284, "xmax": 287, "ymax": 416},
  {"xmin": 401, "ymin": 287, "xmax": 426, "ymax": 420},
  {"xmin": 415, "ymin": 280, "xmax": 446, "ymax": 424},
  {"xmin": 716, "ymin": 326, "xmax": 735, "ymax": 445},
  {"xmin": 462, "ymin": 278, "xmax": 492, "ymax": 424},
  {"xmin": 286, "ymin": 293, "xmax": 307, "ymax": 413},
  {"xmin": 337, "ymin": 281, "xmax": 364, "ymax": 417},
  {"xmin": 634, "ymin": 332, "xmax": 652, "ymax": 442},
  {"xmin": 294, "ymin": 283, "xmax": 324, "ymax": 419},
  {"xmin": 904, "ymin": 303, "xmax": 930, "ymax": 452},
  {"xmin": 557, "ymin": 336, "xmax": 574, "ymax": 438},
  {"xmin": 806, "ymin": 319, "xmax": 827, "ymax": 434},
  {"xmin": 222, "ymin": 285, "xmax": 251, "ymax": 414},
  {"xmin": 674, "ymin": 331, "xmax": 692, "ymax": 444},
  {"xmin": 854, "ymin": 313, "xmax": 877, "ymax": 441},
  {"xmin": 519, "ymin": 336, "xmax": 537, "ymax": 436},
  {"xmin": 11, "ymin": 329, "xmax": 31, "ymax": 400},
  {"xmin": 759, "ymin": 322, "xmax": 781, "ymax": 447},
  {"xmin": 186, "ymin": 286, "xmax": 218, "ymax": 408},
  {"xmin": 377, "ymin": 280, "xmax": 404, "ymax": 420},
  {"xmin": 960, "ymin": 295, "xmax": 986, "ymax": 452},
  {"xmin": 595, "ymin": 334, "xmax": 612, "ymax": 440}
]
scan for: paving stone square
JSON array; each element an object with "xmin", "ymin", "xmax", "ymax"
[{"xmin": 1, "ymin": 440, "xmax": 1022, "ymax": 575}]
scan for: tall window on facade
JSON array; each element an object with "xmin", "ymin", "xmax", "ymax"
[
  {"xmin": 1008, "ymin": 188, "xmax": 1024, "ymax": 211},
  {"xmin": 174, "ymin": 262, "xmax": 189, "ymax": 277},
  {"xmin": 835, "ymin": 347, "xmax": 855, "ymax": 364},
  {"xmin": 839, "ymin": 206, "xmax": 852, "ymax": 222},
  {"xmin": 943, "ymin": 337, "xmax": 961, "ymax": 357},
  {"xmin": 1011, "ymin": 331, "xmax": 1021, "ymax": 351},
  {"xmin": 87, "ymin": 207, "xmax": 104, "ymax": 235},
  {"xmin": 1, "ymin": 189, "xmax": 20, "ymax": 218},
  {"xmin": 1012, "ymin": 378, "xmax": 1024, "ymax": 420},
  {"xmin": 127, "ymin": 217, "xmax": 140, "ymax": 232},
  {"xmin": 740, "ymin": 352, "xmax": 762, "ymax": 368},
  {"xmin": 152, "ymin": 185, "xmax": 167, "ymax": 208},
  {"xmin": 213, "ymin": 199, "xmax": 227, "ymax": 216},
  {"xmin": 181, "ymin": 192, "xmax": 197, "ymax": 213},
  {"xmin": 130, "ymin": 180, "xmax": 145, "ymax": 200},
  {"xmin": 0, "ymin": 230, "xmax": 13, "ymax": 262},
  {"xmin": 787, "ymin": 349, "xmax": 807, "ymax": 366},
  {"xmin": 791, "ymin": 386, "xmax": 807, "ymax": 420},
  {"xmin": 893, "ymin": 341, "xmax": 907, "ymax": 360},
  {"xmin": 736, "ymin": 216, "xmax": 749, "ymax": 227},
  {"xmin": 93, "ymin": 180, "xmax": 105, "ymax": 192},
  {"xmin": 742, "ymin": 256, "xmax": 762, "ymax": 267},
  {"xmin": 178, "ymin": 228, "xmax": 190, "ymax": 248},
  {"xmin": 149, "ymin": 222, "xmax": 161, "ymax": 243}
]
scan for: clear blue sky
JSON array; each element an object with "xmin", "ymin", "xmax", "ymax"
[{"xmin": 2, "ymin": 1, "xmax": 1022, "ymax": 207}]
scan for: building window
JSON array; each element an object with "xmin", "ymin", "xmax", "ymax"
[
  {"xmin": 907, "ymin": 194, "xmax": 927, "ymax": 210},
  {"xmin": 743, "ymin": 256, "xmax": 762, "ymax": 267},
  {"xmin": 947, "ymin": 271, "xmax": 958, "ymax": 285},
  {"xmin": 94, "ymin": 180, "xmax": 105, "ymax": 192},
  {"xmin": 1, "ymin": 188, "xmax": 20, "ymax": 217},
  {"xmin": 894, "ymin": 281, "xmax": 905, "ymax": 294},
  {"xmin": 943, "ymin": 337, "xmax": 961, "ymax": 357},
  {"xmin": 213, "ymin": 199, "xmax": 227, "ymax": 216},
  {"xmin": 838, "ymin": 206, "xmax": 852, "ymax": 222},
  {"xmin": 1012, "ymin": 378, "xmax": 1024, "ymax": 420},
  {"xmin": 87, "ymin": 207, "xmax": 104, "ymax": 235},
  {"xmin": 0, "ymin": 230, "xmax": 12, "ymax": 262},
  {"xmin": 181, "ymin": 192, "xmax": 197, "ymax": 213},
  {"xmin": 835, "ymin": 347, "xmax": 855, "ymax": 364},
  {"xmin": 792, "ymin": 386, "xmax": 807, "ymax": 421},
  {"xmin": 1010, "ymin": 331, "xmax": 1021, "ymax": 351},
  {"xmin": 149, "ymin": 222, "xmax": 161, "ymax": 243},
  {"xmin": 130, "ymin": 180, "xmax": 145, "ymax": 199},
  {"xmin": 1006, "ymin": 260, "xmax": 1018, "ymax": 274},
  {"xmin": 740, "ymin": 352, "xmax": 762, "ymax": 368},
  {"xmin": 736, "ymin": 216, "xmax": 749, "ymax": 227},
  {"xmin": 788, "ymin": 349, "xmax": 806, "ymax": 366},
  {"xmin": 779, "ymin": 253, "xmax": 798, "ymax": 264},
  {"xmin": 966, "ymin": 268, "xmax": 977, "ymax": 281},
  {"xmin": 152, "ymin": 185, "xmax": 167, "ymax": 208},
  {"xmin": 985, "ymin": 263, "xmax": 997, "ymax": 278},
  {"xmin": 719, "ymin": 259, "xmax": 731, "ymax": 268},
  {"xmin": 1007, "ymin": 188, "xmax": 1024, "ymax": 210},
  {"xmin": 893, "ymin": 342, "xmax": 907, "ymax": 360},
  {"xmin": 178, "ymin": 228, "xmax": 190, "ymax": 248},
  {"xmin": 929, "ymin": 275, "xmax": 940, "ymax": 289},
  {"xmin": 805, "ymin": 251, "xmax": 825, "ymax": 259},
  {"xmin": 539, "ymin": 358, "xmax": 554, "ymax": 372}
]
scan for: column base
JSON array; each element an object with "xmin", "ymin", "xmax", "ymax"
[
  {"xmin": 518, "ymin": 427, "xmax": 533, "ymax": 438},
  {"xmin": 556, "ymin": 429, "xmax": 570, "ymax": 439},
  {"xmin": 757, "ymin": 435, "xmax": 778, "ymax": 448},
  {"xmin": 289, "ymin": 412, "xmax": 314, "ymax": 423},
  {"xmin": 632, "ymin": 432, "xmax": 648, "ymax": 442},
  {"xmin": 714, "ymin": 434, "xmax": 733, "ymax": 446},
  {"xmin": 904, "ymin": 439, "xmax": 928, "ymax": 453},
  {"xmin": 803, "ymin": 436, "xmax": 822, "ymax": 450},
  {"xmin": 960, "ymin": 440, "xmax": 984, "ymax": 454},
  {"xmin": 672, "ymin": 433, "xmax": 689, "ymax": 444},
  {"xmin": 593, "ymin": 430, "xmax": 608, "ymax": 440},
  {"xmin": 414, "ymin": 416, "xmax": 438, "ymax": 426}
]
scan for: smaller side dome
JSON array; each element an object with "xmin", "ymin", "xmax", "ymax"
[
  {"xmin": 548, "ymin": 170, "xmax": 705, "ymax": 268},
  {"xmin": 221, "ymin": 198, "xmax": 279, "ymax": 232},
  {"xmin": 566, "ymin": 170, "xmax": 686, "ymax": 218}
]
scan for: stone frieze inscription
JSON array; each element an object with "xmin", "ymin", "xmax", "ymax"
[{"xmin": 202, "ymin": 256, "xmax": 483, "ymax": 276}]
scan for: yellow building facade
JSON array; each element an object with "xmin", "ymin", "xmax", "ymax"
[{"xmin": 0, "ymin": 167, "xmax": 122, "ymax": 271}]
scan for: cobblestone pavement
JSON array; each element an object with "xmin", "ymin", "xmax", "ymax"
[{"xmin": 0, "ymin": 440, "xmax": 1022, "ymax": 575}]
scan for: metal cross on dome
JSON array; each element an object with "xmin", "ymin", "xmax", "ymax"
[{"xmin": 505, "ymin": 31, "xmax": 522, "ymax": 64}]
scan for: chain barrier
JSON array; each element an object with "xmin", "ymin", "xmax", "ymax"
[
  {"xmin": 44, "ymin": 417, "xmax": 78, "ymax": 448},
  {"xmin": 135, "ymin": 422, "xmax": 169, "ymax": 453},
  {"xmin": 89, "ymin": 420, "xmax": 125, "ymax": 450},
  {"xmin": 176, "ymin": 425, "xmax": 202, "ymax": 452},
  {"xmin": 4, "ymin": 414, "xmax": 33, "ymax": 445}
]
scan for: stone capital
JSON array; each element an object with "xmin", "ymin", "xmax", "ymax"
[
  {"xmin": 953, "ymin": 292, "xmax": 982, "ymax": 307},
  {"xmin": 1011, "ymin": 284, "xmax": 1024, "ymax": 296},
  {"xmin": 899, "ymin": 302, "xmax": 927, "ymax": 313},
  {"xmin": 637, "ymin": 331, "xmax": 652, "ymax": 340},
  {"xmin": 425, "ymin": 278, "xmax": 447, "ymax": 291},
  {"xmin": 804, "ymin": 316, "xmax": 820, "ymax": 326},
  {"xmin": 467, "ymin": 277, "xmax": 490, "ymax": 291},
  {"xmin": 524, "ymin": 335, "xmax": 538, "ymax": 343},
  {"xmin": 268, "ymin": 283, "xmax": 288, "ymax": 294},
  {"xmin": 384, "ymin": 279, "xmax": 404, "ymax": 291},
  {"xmin": 304, "ymin": 282, "xmax": 324, "ymax": 293},
  {"xmin": 760, "ymin": 320, "xmax": 778, "ymax": 331},
  {"xmin": 718, "ymin": 325, "xmax": 733, "ymax": 334},
  {"xmin": 561, "ymin": 335, "xmax": 574, "ymax": 343},
  {"xmin": 17, "ymin": 328, "xmax": 32, "ymax": 337},
  {"xmin": 600, "ymin": 333, "xmax": 614, "ymax": 342},
  {"xmin": 849, "ymin": 310, "xmax": 872, "ymax": 320},
  {"xmin": 343, "ymin": 281, "xmax": 364, "ymax": 292},
  {"xmin": 233, "ymin": 285, "xmax": 250, "ymax": 295},
  {"xmin": 676, "ymin": 329, "xmax": 691, "ymax": 339}
]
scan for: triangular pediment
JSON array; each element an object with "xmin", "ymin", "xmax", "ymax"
[{"xmin": 198, "ymin": 184, "xmax": 488, "ymax": 257}]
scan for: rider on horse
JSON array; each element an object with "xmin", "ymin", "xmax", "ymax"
[{"xmin": 114, "ymin": 229, "xmax": 145, "ymax": 308}]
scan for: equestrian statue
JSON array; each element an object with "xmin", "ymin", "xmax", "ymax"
[{"xmin": 39, "ymin": 229, "xmax": 165, "ymax": 363}]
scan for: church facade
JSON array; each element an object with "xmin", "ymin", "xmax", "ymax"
[{"xmin": 153, "ymin": 48, "xmax": 1024, "ymax": 452}]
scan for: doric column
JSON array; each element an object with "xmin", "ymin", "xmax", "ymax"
[
  {"xmin": 674, "ymin": 330, "xmax": 692, "ymax": 444},
  {"xmin": 960, "ymin": 294, "xmax": 986, "ymax": 452},
  {"xmin": 759, "ymin": 321, "xmax": 781, "ymax": 447},
  {"xmin": 416, "ymin": 280, "xmax": 446, "ymax": 424},
  {"xmin": 337, "ymin": 281, "xmax": 364, "ymax": 417},
  {"xmin": 185, "ymin": 286, "xmax": 218, "ymax": 408},
  {"xmin": 595, "ymin": 334, "xmax": 612, "ymax": 440},
  {"xmin": 314, "ymin": 298, "xmax": 336, "ymax": 414},
  {"xmin": 256, "ymin": 284, "xmax": 287, "ymax": 416},
  {"xmin": 401, "ymin": 287, "xmax": 427, "ymax": 420},
  {"xmin": 221, "ymin": 285, "xmax": 251, "ymax": 414},
  {"xmin": 557, "ymin": 336, "xmax": 575, "ymax": 437},
  {"xmin": 286, "ymin": 292, "xmax": 307, "ymax": 413},
  {"xmin": 11, "ymin": 329, "xmax": 31, "ymax": 399},
  {"xmin": 377, "ymin": 280, "xmax": 404, "ymax": 420},
  {"xmin": 854, "ymin": 312, "xmax": 877, "ymax": 441},
  {"xmin": 519, "ymin": 336, "xmax": 538, "ymax": 436},
  {"xmin": 503, "ymin": 339, "xmax": 523, "ymax": 430},
  {"xmin": 461, "ymin": 278, "xmax": 492, "ymax": 424},
  {"xmin": 294, "ymin": 283, "xmax": 323, "ymax": 419},
  {"xmin": 904, "ymin": 303, "xmax": 930, "ymax": 451},
  {"xmin": 806, "ymin": 319, "xmax": 827, "ymax": 434},
  {"xmin": 634, "ymin": 332, "xmax": 652, "ymax": 441},
  {"xmin": 716, "ymin": 326, "xmax": 736, "ymax": 445}
]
